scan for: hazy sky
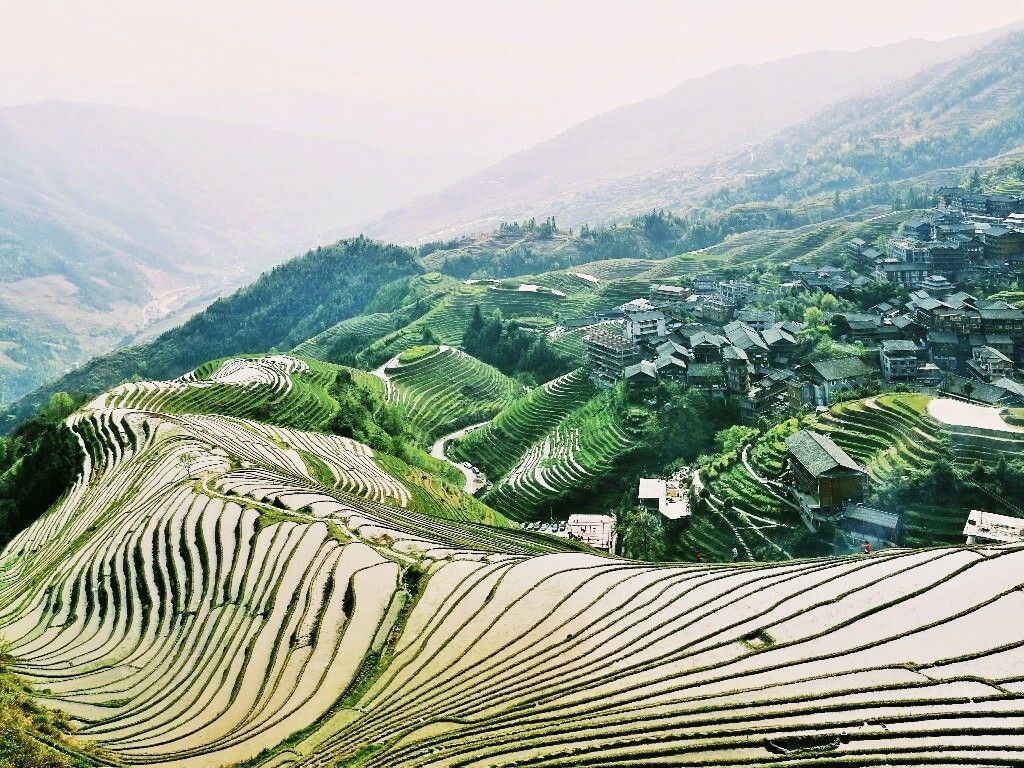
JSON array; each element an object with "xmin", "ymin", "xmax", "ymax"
[{"xmin": 3, "ymin": 0, "xmax": 1023, "ymax": 156}]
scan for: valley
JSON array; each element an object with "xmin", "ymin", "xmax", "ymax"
[{"xmin": 0, "ymin": 101, "xmax": 482, "ymax": 406}]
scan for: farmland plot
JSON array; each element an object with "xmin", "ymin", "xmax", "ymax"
[
  {"xmin": 458, "ymin": 380, "xmax": 636, "ymax": 520},
  {"xmin": 384, "ymin": 346, "xmax": 524, "ymax": 442},
  {"xmin": 5, "ymin": 376, "xmax": 1024, "ymax": 768}
]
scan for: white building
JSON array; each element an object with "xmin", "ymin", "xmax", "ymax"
[
  {"xmin": 567, "ymin": 514, "xmax": 617, "ymax": 552},
  {"xmin": 618, "ymin": 298, "xmax": 657, "ymax": 314},
  {"xmin": 638, "ymin": 478, "xmax": 690, "ymax": 520},
  {"xmin": 624, "ymin": 310, "xmax": 667, "ymax": 343},
  {"xmin": 964, "ymin": 509, "xmax": 1024, "ymax": 545}
]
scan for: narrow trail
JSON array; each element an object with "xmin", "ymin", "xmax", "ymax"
[
  {"xmin": 370, "ymin": 354, "xmax": 400, "ymax": 400},
  {"xmin": 430, "ymin": 421, "xmax": 490, "ymax": 494}
]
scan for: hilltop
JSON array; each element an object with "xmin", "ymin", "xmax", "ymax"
[{"xmin": 2, "ymin": 154, "xmax": 1024, "ymax": 766}]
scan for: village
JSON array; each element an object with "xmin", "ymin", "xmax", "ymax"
[{"xmin": 556, "ymin": 189, "xmax": 1024, "ymax": 557}]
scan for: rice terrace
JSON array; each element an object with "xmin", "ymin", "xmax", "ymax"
[
  {"xmin": 1, "ymin": 354, "xmax": 1024, "ymax": 766},
  {"xmin": 6, "ymin": 4, "xmax": 1024, "ymax": 767}
]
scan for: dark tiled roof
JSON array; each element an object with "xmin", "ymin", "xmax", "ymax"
[
  {"xmin": 785, "ymin": 430, "xmax": 864, "ymax": 478},
  {"xmin": 880, "ymin": 262, "xmax": 927, "ymax": 273},
  {"xmin": 927, "ymin": 330, "xmax": 959, "ymax": 345},
  {"xmin": 690, "ymin": 331, "xmax": 726, "ymax": 348},
  {"xmin": 993, "ymin": 377, "xmax": 1024, "ymax": 396},
  {"xmin": 762, "ymin": 327, "xmax": 796, "ymax": 346},
  {"xmin": 687, "ymin": 362, "xmax": 723, "ymax": 380},
  {"xmin": 846, "ymin": 315, "xmax": 881, "ymax": 331},
  {"xmin": 624, "ymin": 362, "xmax": 657, "ymax": 380},
  {"xmin": 735, "ymin": 309, "xmax": 776, "ymax": 325},
  {"xmin": 975, "ymin": 345, "xmax": 1011, "ymax": 363},
  {"xmin": 726, "ymin": 325, "xmax": 768, "ymax": 351},
  {"xmin": 980, "ymin": 308, "xmax": 1024, "ymax": 321},
  {"xmin": 939, "ymin": 374, "xmax": 1007, "ymax": 405},
  {"xmin": 890, "ymin": 314, "xmax": 917, "ymax": 329},
  {"xmin": 808, "ymin": 357, "xmax": 874, "ymax": 382},
  {"xmin": 844, "ymin": 504, "xmax": 900, "ymax": 531}
]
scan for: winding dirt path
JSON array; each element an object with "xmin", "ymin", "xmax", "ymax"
[{"xmin": 430, "ymin": 421, "xmax": 490, "ymax": 494}]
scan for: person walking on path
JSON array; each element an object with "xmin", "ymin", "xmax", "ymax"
[
  {"xmin": 862, "ymin": 540, "xmax": 873, "ymax": 555},
  {"xmin": 731, "ymin": 547, "xmax": 740, "ymax": 562}
]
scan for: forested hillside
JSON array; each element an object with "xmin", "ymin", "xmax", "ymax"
[
  {"xmin": 0, "ymin": 238, "xmax": 421, "ymax": 431},
  {"xmin": 723, "ymin": 30, "xmax": 1024, "ymax": 207}
]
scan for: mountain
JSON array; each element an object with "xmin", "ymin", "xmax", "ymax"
[
  {"xmin": 0, "ymin": 100, "xmax": 480, "ymax": 404},
  {"xmin": 362, "ymin": 27, "xmax": 1010, "ymax": 243},
  {"xmin": 0, "ymin": 237, "xmax": 425, "ymax": 430},
  {"xmin": 5, "ymin": 169, "xmax": 1024, "ymax": 766},
  {"xmin": 0, "ymin": 71, "xmax": 542, "ymax": 163},
  {"xmin": 717, "ymin": 29, "xmax": 1024, "ymax": 206}
]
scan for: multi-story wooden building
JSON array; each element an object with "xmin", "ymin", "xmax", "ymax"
[{"xmin": 785, "ymin": 430, "xmax": 868, "ymax": 519}]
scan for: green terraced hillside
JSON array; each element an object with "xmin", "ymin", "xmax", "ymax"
[
  {"xmin": 382, "ymin": 345, "xmax": 525, "ymax": 442},
  {"xmin": 453, "ymin": 375, "xmax": 638, "ymax": 521},
  {"xmin": 354, "ymin": 283, "xmax": 589, "ymax": 368},
  {"xmin": 291, "ymin": 312, "xmax": 401, "ymax": 361},
  {"xmin": 449, "ymin": 369, "xmax": 597, "ymax": 479},
  {"xmin": 101, "ymin": 354, "xmax": 341, "ymax": 432},
  {"xmin": 688, "ymin": 393, "xmax": 1024, "ymax": 561},
  {"xmin": 4, "ymin": 373, "xmax": 1024, "ymax": 766}
]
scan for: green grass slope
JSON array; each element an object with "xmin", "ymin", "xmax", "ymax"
[
  {"xmin": 384, "ymin": 346, "xmax": 525, "ymax": 442},
  {"xmin": 455, "ymin": 379, "xmax": 637, "ymax": 521}
]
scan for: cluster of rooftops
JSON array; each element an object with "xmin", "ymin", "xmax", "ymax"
[{"xmin": 581, "ymin": 294, "xmax": 878, "ymax": 423}]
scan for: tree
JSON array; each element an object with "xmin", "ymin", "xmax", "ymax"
[
  {"xmin": 465, "ymin": 305, "xmax": 484, "ymax": 347},
  {"xmin": 803, "ymin": 306, "xmax": 824, "ymax": 327},
  {"xmin": 179, "ymin": 451, "xmax": 198, "ymax": 479},
  {"xmin": 0, "ymin": 400, "xmax": 86, "ymax": 547},
  {"xmin": 618, "ymin": 506, "xmax": 666, "ymax": 561},
  {"xmin": 42, "ymin": 392, "xmax": 78, "ymax": 422},
  {"xmin": 714, "ymin": 425, "xmax": 756, "ymax": 455}
]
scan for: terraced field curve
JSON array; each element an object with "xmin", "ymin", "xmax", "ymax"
[
  {"xmin": 4, "ymin": 377, "xmax": 1024, "ymax": 766},
  {"xmin": 383, "ymin": 346, "xmax": 524, "ymax": 442},
  {"xmin": 453, "ymin": 372, "xmax": 637, "ymax": 520}
]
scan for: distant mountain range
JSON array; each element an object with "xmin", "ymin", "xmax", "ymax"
[
  {"xmin": 0, "ymin": 101, "xmax": 479, "ymax": 403},
  {"xmin": 362, "ymin": 26, "xmax": 1012, "ymax": 243},
  {"xmin": 4, "ymin": 24, "xmax": 1024, "ymax": 407}
]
